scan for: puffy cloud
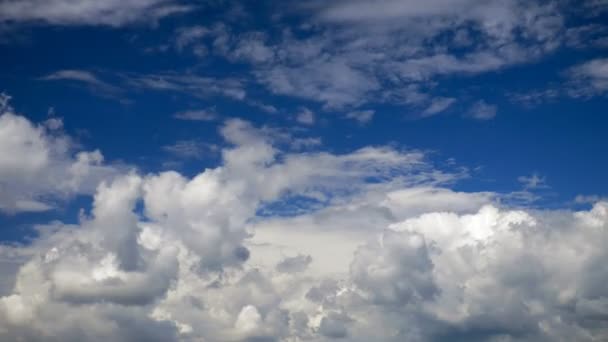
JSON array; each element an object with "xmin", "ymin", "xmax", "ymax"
[
  {"xmin": 2, "ymin": 108, "xmax": 608, "ymax": 341},
  {"xmin": 351, "ymin": 229, "xmax": 439, "ymax": 306},
  {"xmin": 0, "ymin": 99, "xmax": 119, "ymax": 213},
  {"xmin": 256, "ymin": 59, "xmax": 379, "ymax": 109}
]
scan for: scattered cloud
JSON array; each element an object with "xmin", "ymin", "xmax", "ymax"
[
  {"xmin": 566, "ymin": 57, "xmax": 608, "ymax": 97},
  {"xmin": 126, "ymin": 72, "xmax": 246, "ymax": 100},
  {"xmin": 40, "ymin": 70, "xmax": 247, "ymax": 103},
  {"xmin": 518, "ymin": 172, "xmax": 549, "ymax": 190},
  {"xmin": 168, "ymin": 0, "xmax": 572, "ymax": 113},
  {"xmin": 173, "ymin": 108, "xmax": 217, "ymax": 121},
  {"xmin": 40, "ymin": 69, "xmax": 125, "ymax": 100},
  {"xmin": 0, "ymin": 0, "xmax": 192, "ymax": 27},
  {"xmin": 295, "ymin": 107, "xmax": 315, "ymax": 125},
  {"xmin": 290, "ymin": 137, "xmax": 322, "ymax": 150},
  {"xmin": 509, "ymin": 87, "xmax": 561, "ymax": 107},
  {"xmin": 2, "ymin": 1, "xmax": 608, "ymax": 340},
  {"xmin": 421, "ymin": 97, "xmax": 456, "ymax": 117},
  {"xmin": 467, "ymin": 100, "xmax": 498, "ymax": 120},
  {"xmin": 345, "ymin": 109, "xmax": 375, "ymax": 124},
  {"xmin": 162, "ymin": 139, "xmax": 216, "ymax": 159},
  {"xmin": 1, "ymin": 102, "xmax": 608, "ymax": 341}
]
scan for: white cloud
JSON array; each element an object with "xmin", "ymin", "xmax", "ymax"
[
  {"xmin": 256, "ymin": 59, "xmax": 379, "ymax": 109},
  {"xmin": 566, "ymin": 57, "xmax": 608, "ymax": 97},
  {"xmin": 0, "ymin": 0, "xmax": 192, "ymax": 27},
  {"xmin": 172, "ymin": 108, "xmax": 217, "ymax": 121},
  {"xmin": 40, "ymin": 69, "xmax": 125, "ymax": 101},
  {"xmin": 345, "ymin": 109, "xmax": 375, "ymax": 124},
  {"xmin": 0, "ymin": 100, "xmax": 120, "ymax": 213},
  {"xmin": 173, "ymin": 0, "xmax": 568, "ymax": 113},
  {"xmin": 162, "ymin": 140, "xmax": 214, "ymax": 160},
  {"xmin": 510, "ymin": 57, "xmax": 608, "ymax": 105},
  {"xmin": 422, "ymin": 97, "xmax": 456, "ymax": 117},
  {"xmin": 290, "ymin": 137, "xmax": 322, "ymax": 150},
  {"xmin": 467, "ymin": 100, "xmax": 498, "ymax": 120},
  {"xmin": 174, "ymin": 25, "xmax": 208, "ymax": 52},
  {"xmin": 295, "ymin": 107, "xmax": 315, "ymax": 125},
  {"xmin": 2, "ymin": 104, "xmax": 608, "ymax": 341},
  {"xmin": 126, "ymin": 73, "xmax": 246, "ymax": 100},
  {"xmin": 518, "ymin": 173, "xmax": 548, "ymax": 190}
]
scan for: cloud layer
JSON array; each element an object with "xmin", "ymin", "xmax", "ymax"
[{"xmin": 1, "ymin": 101, "xmax": 608, "ymax": 341}]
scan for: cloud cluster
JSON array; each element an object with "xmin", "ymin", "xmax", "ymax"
[
  {"xmin": 1, "ymin": 103, "xmax": 608, "ymax": 341},
  {"xmin": 28, "ymin": 1, "xmax": 608, "ymax": 122},
  {"xmin": 166, "ymin": 0, "xmax": 575, "ymax": 115},
  {"xmin": 566, "ymin": 58, "xmax": 608, "ymax": 97},
  {"xmin": 0, "ymin": 96, "xmax": 119, "ymax": 213}
]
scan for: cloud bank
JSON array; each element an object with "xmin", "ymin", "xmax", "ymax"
[{"xmin": 1, "ymin": 99, "xmax": 608, "ymax": 341}]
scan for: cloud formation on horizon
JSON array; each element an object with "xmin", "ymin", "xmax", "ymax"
[{"xmin": 1, "ymin": 99, "xmax": 608, "ymax": 341}]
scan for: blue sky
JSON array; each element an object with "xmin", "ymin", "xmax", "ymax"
[{"xmin": 1, "ymin": 1, "xmax": 608, "ymax": 341}]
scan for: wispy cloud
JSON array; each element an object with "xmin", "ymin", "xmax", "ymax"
[
  {"xmin": 173, "ymin": 108, "xmax": 218, "ymax": 122},
  {"xmin": 39, "ymin": 69, "xmax": 126, "ymax": 101},
  {"xmin": 566, "ymin": 57, "xmax": 608, "ymax": 97},
  {"xmin": 295, "ymin": 108, "xmax": 315, "ymax": 125},
  {"xmin": 467, "ymin": 100, "xmax": 497, "ymax": 120},
  {"xmin": 162, "ymin": 139, "xmax": 217, "ymax": 160},
  {"xmin": 0, "ymin": 0, "xmax": 193, "ymax": 27},
  {"xmin": 126, "ymin": 72, "xmax": 246, "ymax": 100},
  {"xmin": 345, "ymin": 109, "xmax": 375, "ymax": 124},
  {"xmin": 421, "ymin": 97, "xmax": 456, "ymax": 117}
]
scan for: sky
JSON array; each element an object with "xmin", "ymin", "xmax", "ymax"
[{"xmin": 0, "ymin": 0, "xmax": 608, "ymax": 341}]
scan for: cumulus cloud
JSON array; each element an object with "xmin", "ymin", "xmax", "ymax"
[
  {"xmin": 0, "ymin": 97, "xmax": 119, "ymax": 213},
  {"xmin": 2, "ymin": 102, "xmax": 608, "ymax": 341}
]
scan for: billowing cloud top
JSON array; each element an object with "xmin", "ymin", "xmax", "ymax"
[{"xmin": 1, "ymin": 100, "xmax": 608, "ymax": 341}]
